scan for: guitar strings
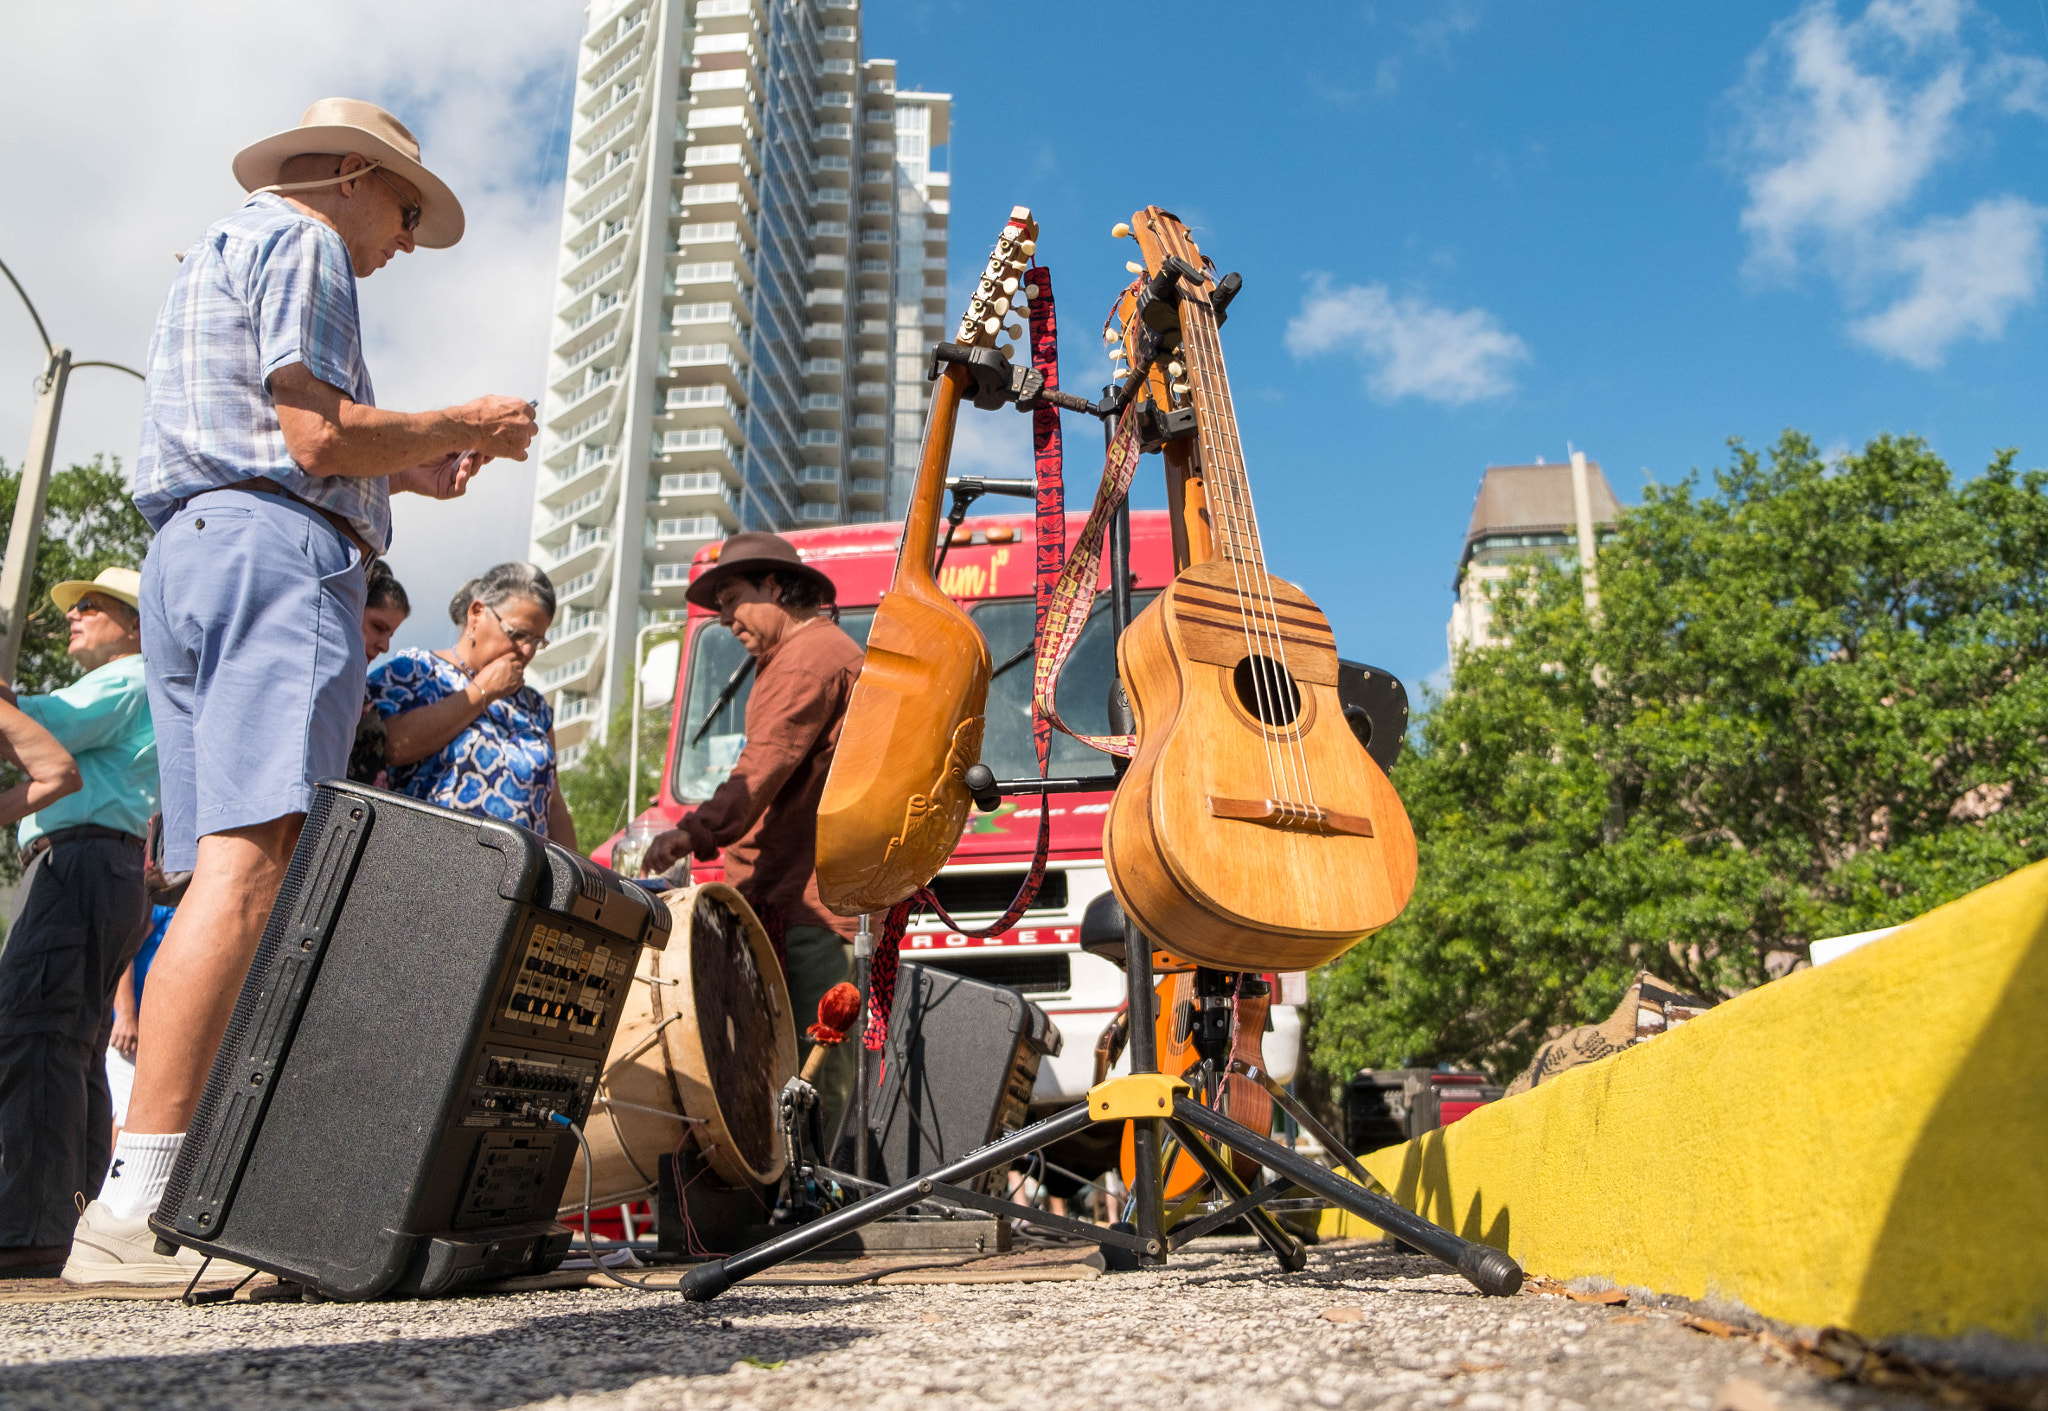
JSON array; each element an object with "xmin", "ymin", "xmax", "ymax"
[
  {"xmin": 1162, "ymin": 233, "xmax": 1291, "ymax": 813},
  {"xmin": 1179, "ymin": 263, "xmax": 1320, "ymax": 819}
]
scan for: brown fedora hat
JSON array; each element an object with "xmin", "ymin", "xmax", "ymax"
[
  {"xmin": 233, "ymin": 98, "xmax": 464, "ymax": 249},
  {"xmin": 685, "ymin": 531, "xmax": 837, "ymax": 610}
]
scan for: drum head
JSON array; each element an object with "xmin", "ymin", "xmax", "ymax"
[{"xmin": 654, "ymin": 883, "xmax": 798, "ymax": 1188}]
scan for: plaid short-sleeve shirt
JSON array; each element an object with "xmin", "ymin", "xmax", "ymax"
[{"xmin": 132, "ymin": 193, "xmax": 390, "ymax": 553}]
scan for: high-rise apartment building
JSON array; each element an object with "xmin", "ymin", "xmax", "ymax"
[{"xmin": 529, "ymin": 0, "xmax": 952, "ymax": 761}]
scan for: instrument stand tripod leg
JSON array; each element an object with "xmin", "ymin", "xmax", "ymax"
[
  {"xmin": 679, "ymin": 1102, "xmax": 1142, "ymax": 1300},
  {"xmin": 1164, "ymin": 1118, "xmax": 1306, "ymax": 1272},
  {"xmin": 1171, "ymin": 1097, "xmax": 1523, "ymax": 1296}
]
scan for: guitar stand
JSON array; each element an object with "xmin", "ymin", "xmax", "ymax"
[{"xmin": 676, "ymin": 503, "xmax": 1524, "ymax": 1303}]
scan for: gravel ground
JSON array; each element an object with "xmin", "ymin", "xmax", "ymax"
[{"xmin": 0, "ymin": 1243, "xmax": 1958, "ymax": 1411}]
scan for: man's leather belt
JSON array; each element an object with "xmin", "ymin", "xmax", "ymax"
[
  {"xmin": 210, "ymin": 478, "xmax": 378, "ymax": 562},
  {"xmin": 22, "ymin": 824, "xmax": 145, "ymax": 869}
]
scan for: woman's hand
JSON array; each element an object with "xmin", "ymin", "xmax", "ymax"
[{"xmin": 467, "ymin": 653, "xmax": 526, "ymax": 705}]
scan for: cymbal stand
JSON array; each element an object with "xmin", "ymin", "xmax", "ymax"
[{"xmin": 676, "ymin": 500, "xmax": 1523, "ymax": 1303}]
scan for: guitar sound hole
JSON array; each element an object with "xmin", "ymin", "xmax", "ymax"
[{"xmin": 1232, "ymin": 655, "xmax": 1302, "ymax": 726}]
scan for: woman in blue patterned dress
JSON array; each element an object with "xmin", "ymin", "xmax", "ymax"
[{"xmin": 369, "ymin": 562, "xmax": 576, "ymax": 846}]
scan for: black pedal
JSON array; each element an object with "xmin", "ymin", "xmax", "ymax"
[
  {"xmin": 151, "ymin": 780, "xmax": 670, "ymax": 1300},
  {"xmin": 853, "ymin": 963, "xmax": 1062, "ymax": 1188}
]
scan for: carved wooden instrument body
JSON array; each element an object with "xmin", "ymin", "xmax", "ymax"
[
  {"xmin": 816, "ymin": 211, "xmax": 1037, "ymax": 916},
  {"xmin": 1103, "ymin": 208, "xmax": 1418, "ymax": 971}
]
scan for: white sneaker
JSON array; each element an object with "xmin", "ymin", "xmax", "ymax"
[{"xmin": 62, "ymin": 1201, "xmax": 256, "ymax": 1288}]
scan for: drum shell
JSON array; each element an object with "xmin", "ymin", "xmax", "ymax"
[{"xmin": 568, "ymin": 883, "xmax": 797, "ymax": 1206}]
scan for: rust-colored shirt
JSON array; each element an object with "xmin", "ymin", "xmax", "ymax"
[{"xmin": 689, "ymin": 616, "xmax": 864, "ymax": 942}]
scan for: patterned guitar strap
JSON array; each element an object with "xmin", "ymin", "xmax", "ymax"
[{"xmin": 866, "ymin": 263, "xmax": 1068, "ymax": 1051}]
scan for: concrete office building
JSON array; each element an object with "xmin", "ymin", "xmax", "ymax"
[
  {"xmin": 1449, "ymin": 457, "xmax": 1620, "ymax": 656},
  {"xmin": 529, "ymin": 0, "xmax": 952, "ymax": 760}
]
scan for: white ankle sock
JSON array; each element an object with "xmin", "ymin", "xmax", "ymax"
[{"xmin": 101, "ymin": 1132, "xmax": 183, "ymax": 1220}]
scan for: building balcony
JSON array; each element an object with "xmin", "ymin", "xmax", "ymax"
[
  {"xmin": 811, "ymin": 185, "xmax": 849, "ymax": 210},
  {"xmin": 539, "ymin": 486, "xmax": 611, "ymax": 538},
  {"xmin": 670, "ymin": 260, "xmax": 748, "ymax": 304},
  {"xmin": 667, "ymin": 342, "xmax": 747, "ymax": 393},
  {"xmin": 658, "ymin": 427, "xmax": 740, "ymax": 470},
  {"xmin": 849, "ymin": 477, "xmax": 885, "ymax": 504},
  {"xmin": 804, "ymin": 322, "xmax": 845, "ymax": 345},
  {"xmin": 580, "ymin": 74, "xmax": 641, "ymax": 123},
  {"xmin": 536, "ymin": 652, "xmax": 599, "ymax": 693},
  {"xmin": 684, "ymin": 104, "xmax": 757, "ymax": 142},
  {"xmin": 553, "ymin": 562, "xmax": 608, "ymax": 608},
  {"xmin": 553, "ymin": 694, "xmax": 597, "ymax": 728},
  {"xmin": 662, "ymin": 385, "xmax": 743, "ymax": 439},
  {"xmin": 651, "ymin": 515, "xmax": 722, "ymax": 550},
  {"xmin": 798, "ymin": 503, "xmax": 839, "ymax": 524},
  {"xmin": 581, "ymin": 8, "xmax": 645, "ymax": 78},
  {"xmin": 536, "ymin": 610, "xmax": 606, "ymax": 669},
  {"xmin": 694, "ymin": 0, "xmax": 761, "ymax": 30},
  {"xmin": 649, "ymin": 561, "xmax": 699, "ymax": 595},
  {"xmin": 545, "ymin": 526, "xmax": 613, "ymax": 573}
]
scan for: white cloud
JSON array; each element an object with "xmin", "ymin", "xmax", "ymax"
[
  {"xmin": 1284, "ymin": 277, "xmax": 1527, "ymax": 406},
  {"xmin": 1730, "ymin": 0, "xmax": 2048, "ymax": 367},
  {"xmin": 1849, "ymin": 194, "xmax": 2048, "ymax": 362},
  {"xmin": 0, "ymin": 1, "xmax": 582, "ymax": 655}
]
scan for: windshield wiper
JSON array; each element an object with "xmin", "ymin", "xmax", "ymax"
[{"xmin": 688, "ymin": 657, "xmax": 757, "ymax": 748}]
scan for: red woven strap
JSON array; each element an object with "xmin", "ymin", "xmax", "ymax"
[{"xmin": 1033, "ymin": 404, "xmax": 1142, "ymax": 756}]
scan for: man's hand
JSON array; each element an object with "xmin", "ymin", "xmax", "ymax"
[
  {"xmin": 466, "ymin": 653, "xmax": 526, "ymax": 706},
  {"xmin": 393, "ymin": 450, "xmax": 487, "ymax": 500},
  {"xmin": 110, "ymin": 1005, "xmax": 139, "ymax": 1060},
  {"xmin": 461, "ymin": 396, "xmax": 538, "ymax": 461},
  {"xmin": 645, "ymin": 815, "xmax": 719, "ymax": 874}
]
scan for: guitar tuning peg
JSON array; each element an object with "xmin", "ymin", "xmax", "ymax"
[
  {"xmin": 998, "ymin": 343, "xmax": 1016, "ymax": 359},
  {"xmin": 1004, "ymin": 324, "xmax": 1024, "ymax": 340},
  {"xmin": 1112, "ymin": 223, "xmax": 1131, "ymax": 239},
  {"xmin": 1102, "ymin": 327, "xmax": 1118, "ymax": 343},
  {"xmin": 1000, "ymin": 276, "xmax": 1019, "ymax": 295},
  {"xmin": 1125, "ymin": 261, "xmax": 1144, "ymax": 274},
  {"xmin": 983, "ymin": 316, "xmax": 1001, "ymax": 336},
  {"xmin": 1172, "ymin": 383, "xmax": 1190, "ymax": 397},
  {"xmin": 1168, "ymin": 361, "xmax": 1184, "ymax": 376},
  {"xmin": 1019, "ymin": 239, "xmax": 1036, "ymax": 256},
  {"xmin": 991, "ymin": 297, "xmax": 1009, "ymax": 316}
]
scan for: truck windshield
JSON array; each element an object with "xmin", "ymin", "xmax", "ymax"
[{"xmin": 669, "ymin": 592, "xmax": 1152, "ymax": 802}]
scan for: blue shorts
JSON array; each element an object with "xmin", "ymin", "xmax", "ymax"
[{"xmin": 140, "ymin": 489, "xmax": 367, "ymax": 871}]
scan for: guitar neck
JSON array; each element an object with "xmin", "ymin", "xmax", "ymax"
[
  {"xmin": 1176, "ymin": 297, "xmax": 1264, "ymax": 572},
  {"xmin": 894, "ymin": 365, "xmax": 969, "ymax": 590}
]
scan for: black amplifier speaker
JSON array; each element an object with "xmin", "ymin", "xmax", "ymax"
[
  {"xmin": 852, "ymin": 961, "xmax": 1062, "ymax": 1187},
  {"xmin": 151, "ymin": 781, "xmax": 670, "ymax": 1300},
  {"xmin": 851, "ymin": 962, "xmax": 1064, "ymax": 1179}
]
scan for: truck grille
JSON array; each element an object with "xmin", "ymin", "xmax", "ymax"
[
  {"xmin": 925, "ymin": 869, "xmax": 1067, "ymax": 916},
  {"xmin": 914, "ymin": 952, "xmax": 1071, "ymax": 995}
]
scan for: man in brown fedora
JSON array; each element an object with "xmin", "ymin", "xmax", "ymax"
[
  {"xmin": 644, "ymin": 533, "xmax": 865, "ymax": 1137},
  {"xmin": 64, "ymin": 99, "xmax": 537, "ymax": 1285}
]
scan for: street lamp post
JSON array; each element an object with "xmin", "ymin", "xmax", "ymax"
[{"xmin": 0, "ymin": 255, "xmax": 144, "ymax": 682}]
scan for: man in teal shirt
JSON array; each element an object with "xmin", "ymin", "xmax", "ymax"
[{"xmin": 0, "ymin": 567, "xmax": 156, "ymax": 1272}]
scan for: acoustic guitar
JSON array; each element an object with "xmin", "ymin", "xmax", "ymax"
[
  {"xmin": 1103, "ymin": 208, "xmax": 1418, "ymax": 971},
  {"xmin": 816, "ymin": 209, "xmax": 1038, "ymax": 916}
]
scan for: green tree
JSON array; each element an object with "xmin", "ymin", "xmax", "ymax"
[
  {"xmin": 0, "ymin": 455, "xmax": 155, "ymax": 895},
  {"xmin": 1312, "ymin": 432, "xmax": 2048, "ymax": 1083},
  {"xmin": 0, "ymin": 455, "xmax": 154, "ymax": 695},
  {"xmin": 557, "ymin": 698, "xmax": 676, "ymax": 852}
]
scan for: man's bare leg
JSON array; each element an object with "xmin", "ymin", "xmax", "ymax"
[{"xmin": 125, "ymin": 815, "xmax": 303, "ymax": 1136}]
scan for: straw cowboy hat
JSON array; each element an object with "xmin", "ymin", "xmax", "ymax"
[
  {"xmin": 232, "ymin": 98, "xmax": 464, "ymax": 249},
  {"xmin": 50, "ymin": 567, "xmax": 141, "ymax": 615},
  {"xmin": 685, "ymin": 532, "xmax": 837, "ymax": 610}
]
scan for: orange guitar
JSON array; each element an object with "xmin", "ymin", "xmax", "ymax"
[
  {"xmin": 1103, "ymin": 208, "xmax": 1417, "ymax": 971},
  {"xmin": 1119, "ymin": 969, "xmax": 1274, "ymax": 1197},
  {"xmin": 816, "ymin": 210, "xmax": 1038, "ymax": 915}
]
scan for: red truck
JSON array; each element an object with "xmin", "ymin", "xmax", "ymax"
[{"xmin": 598, "ymin": 507, "xmax": 1307, "ymax": 1120}]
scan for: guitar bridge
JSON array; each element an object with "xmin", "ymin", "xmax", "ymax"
[{"xmin": 1207, "ymin": 795, "xmax": 1374, "ymax": 838}]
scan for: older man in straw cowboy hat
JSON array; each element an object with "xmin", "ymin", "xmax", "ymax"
[
  {"xmin": 0, "ymin": 568, "xmax": 154, "ymax": 1275},
  {"xmin": 62, "ymin": 99, "xmax": 538, "ymax": 1286}
]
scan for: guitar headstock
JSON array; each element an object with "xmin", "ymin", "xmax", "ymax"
[
  {"xmin": 1104, "ymin": 207, "xmax": 1217, "ymax": 402},
  {"xmin": 954, "ymin": 206, "xmax": 1037, "ymax": 358}
]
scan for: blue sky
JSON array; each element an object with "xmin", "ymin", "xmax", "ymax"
[
  {"xmin": 871, "ymin": 0, "xmax": 2048, "ymax": 696},
  {"xmin": 7, "ymin": 0, "xmax": 2048, "ymax": 698}
]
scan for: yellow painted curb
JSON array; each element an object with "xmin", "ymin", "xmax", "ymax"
[{"xmin": 1320, "ymin": 859, "xmax": 2048, "ymax": 1343}]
